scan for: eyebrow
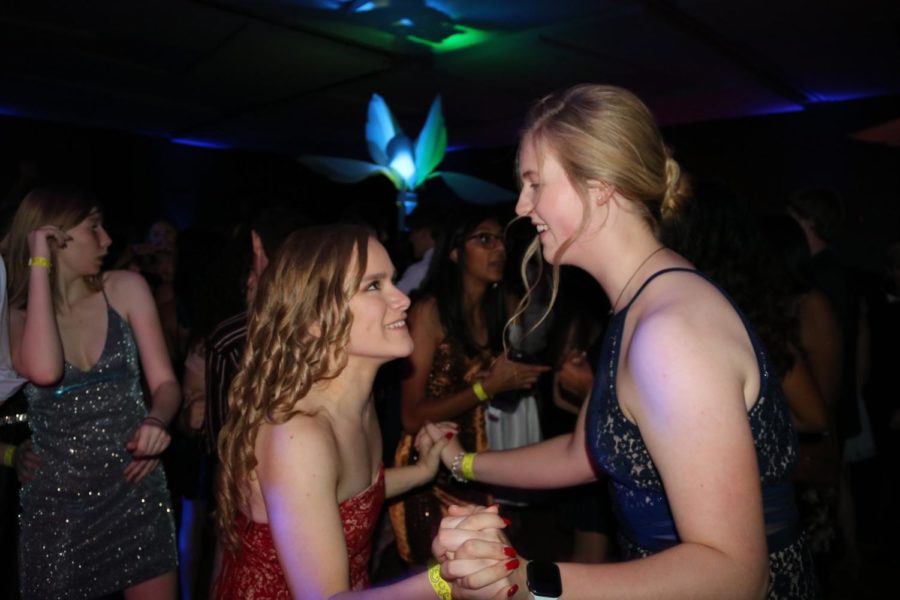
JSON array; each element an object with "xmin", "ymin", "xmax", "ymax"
[{"xmin": 361, "ymin": 271, "xmax": 396, "ymax": 283}]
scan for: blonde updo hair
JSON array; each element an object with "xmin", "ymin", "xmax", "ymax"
[
  {"xmin": 511, "ymin": 84, "xmax": 690, "ymax": 330},
  {"xmin": 216, "ymin": 224, "xmax": 373, "ymax": 551},
  {"xmin": 522, "ymin": 83, "xmax": 690, "ymax": 230}
]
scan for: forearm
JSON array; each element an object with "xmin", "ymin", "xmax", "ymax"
[
  {"xmin": 549, "ymin": 542, "xmax": 767, "ymax": 600},
  {"xmin": 18, "ymin": 271, "xmax": 63, "ymax": 384},
  {"xmin": 384, "ymin": 464, "xmax": 434, "ymax": 498},
  {"xmin": 403, "ymin": 387, "xmax": 483, "ymax": 432},
  {"xmin": 470, "ymin": 433, "xmax": 594, "ymax": 489},
  {"xmin": 147, "ymin": 379, "xmax": 182, "ymax": 425}
]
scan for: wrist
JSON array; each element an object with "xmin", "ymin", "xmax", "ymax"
[
  {"xmin": 142, "ymin": 415, "xmax": 169, "ymax": 429},
  {"xmin": 427, "ymin": 560, "xmax": 452, "ymax": 600},
  {"xmin": 472, "ymin": 380, "xmax": 492, "ymax": 402},
  {"xmin": 2, "ymin": 445, "xmax": 17, "ymax": 468},
  {"xmin": 28, "ymin": 256, "xmax": 52, "ymax": 269}
]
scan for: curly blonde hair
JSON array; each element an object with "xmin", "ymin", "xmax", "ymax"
[{"xmin": 216, "ymin": 224, "xmax": 373, "ymax": 551}]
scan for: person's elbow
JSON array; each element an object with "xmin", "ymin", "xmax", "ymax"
[
  {"xmin": 19, "ymin": 362, "xmax": 63, "ymax": 386},
  {"xmin": 738, "ymin": 547, "xmax": 770, "ymax": 600}
]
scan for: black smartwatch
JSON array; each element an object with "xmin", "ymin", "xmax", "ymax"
[{"xmin": 526, "ymin": 560, "xmax": 562, "ymax": 599}]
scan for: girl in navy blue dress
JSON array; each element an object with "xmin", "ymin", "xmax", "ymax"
[{"xmin": 432, "ymin": 84, "xmax": 817, "ymax": 599}]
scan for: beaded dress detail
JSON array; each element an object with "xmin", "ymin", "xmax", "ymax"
[
  {"xmin": 389, "ymin": 339, "xmax": 492, "ymax": 564},
  {"xmin": 19, "ymin": 299, "xmax": 177, "ymax": 599},
  {"xmin": 214, "ymin": 464, "xmax": 385, "ymax": 598},
  {"xmin": 586, "ymin": 268, "xmax": 817, "ymax": 599}
]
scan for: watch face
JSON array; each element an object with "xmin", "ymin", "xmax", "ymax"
[{"xmin": 527, "ymin": 561, "xmax": 562, "ymax": 597}]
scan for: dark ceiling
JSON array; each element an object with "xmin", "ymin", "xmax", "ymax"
[{"xmin": 2, "ymin": 0, "xmax": 899, "ymax": 156}]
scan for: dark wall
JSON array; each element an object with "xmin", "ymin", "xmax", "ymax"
[{"xmin": 2, "ymin": 93, "xmax": 898, "ymax": 269}]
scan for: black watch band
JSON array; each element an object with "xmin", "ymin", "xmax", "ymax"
[{"xmin": 526, "ymin": 560, "xmax": 562, "ymax": 599}]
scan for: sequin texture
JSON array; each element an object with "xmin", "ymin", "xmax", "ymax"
[{"xmin": 19, "ymin": 301, "xmax": 177, "ymax": 599}]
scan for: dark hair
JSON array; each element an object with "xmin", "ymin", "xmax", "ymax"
[
  {"xmin": 417, "ymin": 206, "xmax": 507, "ymax": 357},
  {"xmin": 664, "ymin": 180, "xmax": 798, "ymax": 377},
  {"xmin": 250, "ymin": 204, "xmax": 313, "ymax": 259},
  {"xmin": 405, "ymin": 201, "xmax": 445, "ymax": 239},
  {"xmin": 787, "ymin": 187, "xmax": 845, "ymax": 242}
]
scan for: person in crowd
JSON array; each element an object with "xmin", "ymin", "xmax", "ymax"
[
  {"xmin": 213, "ymin": 225, "xmax": 508, "ymax": 599},
  {"xmin": 4, "ymin": 185, "xmax": 179, "ymax": 599},
  {"xmin": 433, "ymin": 84, "xmax": 816, "ymax": 599},
  {"xmin": 389, "ymin": 207, "xmax": 550, "ymax": 565},
  {"xmin": 396, "ymin": 201, "xmax": 443, "ymax": 295},
  {"xmin": 0, "ymin": 253, "xmax": 29, "ymax": 476},
  {"xmin": 204, "ymin": 205, "xmax": 310, "ymax": 458}
]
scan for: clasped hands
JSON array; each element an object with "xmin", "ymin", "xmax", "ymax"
[
  {"xmin": 431, "ymin": 504, "xmax": 525, "ymax": 600},
  {"xmin": 418, "ymin": 427, "xmax": 526, "ymax": 599}
]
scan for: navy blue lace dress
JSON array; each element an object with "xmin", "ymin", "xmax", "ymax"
[{"xmin": 587, "ymin": 268, "xmax": 816, "ymax": 599}]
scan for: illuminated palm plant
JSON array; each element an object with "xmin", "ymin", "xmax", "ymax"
[{"xmin": 299, "ymin": 94, "xmax": 513, "ymax": 229}]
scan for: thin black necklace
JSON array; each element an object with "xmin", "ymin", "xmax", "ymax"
[{"xmin": 609, "ymin": 246, "xmax": 666, "ymax": 315}]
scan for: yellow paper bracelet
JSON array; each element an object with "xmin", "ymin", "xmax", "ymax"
[
  {"xmin": 427, "ymin": 560, "xmax": 452, "ymax": 600},
  {"xmin": 28, "ymin": 256, "xmax": 52, "ymax": 268},
  {"xmin": 461, "ymin": 452, "xmax": 476, "ymax": 481},
  {"xmin": 2, "ymin": 445, "xmax": 16, "ymax": 468},
  {"xmin": 472, "ymin": 381, "xmax": 490, "ymax": 402}
]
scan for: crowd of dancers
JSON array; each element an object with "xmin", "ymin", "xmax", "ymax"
[{"xmin": 0, "ymin": 84, "xmax": 898, "ymax": 599}]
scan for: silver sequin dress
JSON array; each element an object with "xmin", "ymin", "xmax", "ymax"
[{"xmin": 19, "ymin": 299, "xmax": 177, "ymax": 599}]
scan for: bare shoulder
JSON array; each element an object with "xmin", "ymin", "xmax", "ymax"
[
  {"xmin": 409, "ymin": 295, "xmax": 442, "ymax": 337},
  {"xmin": 799, "ymin": 289, "xmax": 837, "ymax": 322},
  {"xmin": 102, "ymin": 269, "xmax": 152, "ymax": 300},
  {"xmin": 626, "ymin": 272, "xmax": 752, "ymax": 411},
  {"xmin": 258, "ymin": 412, "xmax": 339, "ymax": 476},
  {"xmin": 410, "ymin": 295, "xmax": 439, "ymax": 322}
]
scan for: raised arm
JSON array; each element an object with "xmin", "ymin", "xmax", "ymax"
[
  {"xmin": 384, "ymin": 421, "xmax": 452, "ymax": 498},
  {"xmin": 9, "ymin": 226, "xmax": 70, "ymax": 384},
  {"xmin": 401, "ymin": 298, "xmax": 549, "ymax": 432}
]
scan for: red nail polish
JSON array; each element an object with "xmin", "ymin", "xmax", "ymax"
[
  {"xmin": 507, "ymin": 584, "xmax": 518, "ymax": 597},
  {"xmin": 505, "ymin": 559, "xmax": 520, "ymax": 571},
  {"xmin": 503, "ymin": 546, "xmax": 516, "ymax": 557},
  {"xmin": 502, "ymin": 517, "xmax": 512, "ymax": 526},
  {"xmin": 444, "ymin": 432, "xmax": 454, "ymax": 440}
]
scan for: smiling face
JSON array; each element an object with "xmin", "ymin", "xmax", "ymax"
[
  {"xmin": 58, "ymin": 209, "xmax": 112, "ymax": 277},
  {"xmin": 456, "ymin": 218, "xmax": 506, "ymax": 285},
  {"xmin": 516, "ymin": 135, "xmax": 590, "ymax": 265},
  {"xmin": 346, "ymin": 237, "xmax": 413, "ymax": 364}
]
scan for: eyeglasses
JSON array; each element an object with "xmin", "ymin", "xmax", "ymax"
[{"xmin": 464, "ymin": 232, "xmax": 506, "ymax": 249}]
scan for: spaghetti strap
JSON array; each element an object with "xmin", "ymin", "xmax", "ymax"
[{"xmin": 622, "ymin": 267, "xmax": 699, "ymax": 311}]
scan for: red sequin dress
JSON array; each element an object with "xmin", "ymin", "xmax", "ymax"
[{"xmin": 214, "ymin": 465, "xmax": 385, "ymax": 599}]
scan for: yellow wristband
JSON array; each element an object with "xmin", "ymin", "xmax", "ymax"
[
  {"xmin": 472, "ymin": 381, "xmax": 490, "ymax": 402},
  {"xmin": 28, "ymin": 256, "xmax": 52, "ymax": 268},
  {"xmin": 461, "ymin": 452, "xmax": 476, "ymax": 481},
  {"xmin": 427, "ymin": 560, "xmax": 452, "ymax": 600},
  {"xmin": 2, "ymin": 445, "xmax": 16, "ymax": 468}
]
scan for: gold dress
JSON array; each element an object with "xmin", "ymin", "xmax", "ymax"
[{"xmin": 389, "ymin": 339, "xmax": 492, "ymax": 564}]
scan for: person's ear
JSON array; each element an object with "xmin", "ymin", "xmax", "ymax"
[
  {"xmin": 250, "ymin": 230, "xmax": 269, "ymax": 274},
  {"xmin": 587, "ymin": 181, "xmax": 614, "ymax": 206},
  {"xmin": 450, "ymin": 247, "xmax": 459, "ymax": 264}
]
